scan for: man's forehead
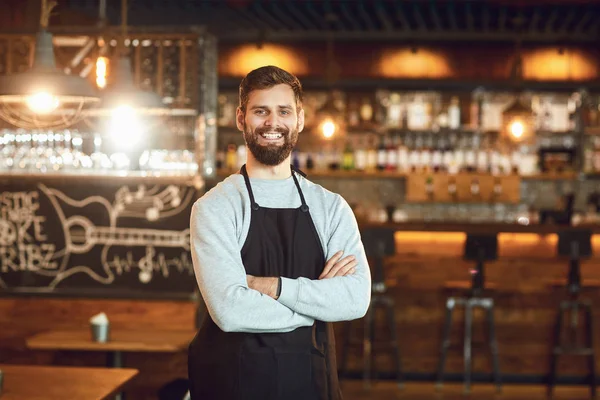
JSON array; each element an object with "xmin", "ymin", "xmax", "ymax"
[{"xmin": 247, "ymin": 84, "xmax": 296, "ymax": 104}]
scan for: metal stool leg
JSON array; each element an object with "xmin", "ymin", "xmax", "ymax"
[
  {"xmin": 486, "ymin": 300, "xmax": 501, "ymax": 393},
  {"xmin": 363, "ymin": 301, "xmax": 375, "ymax": 388},
  {"xmin": 385, "ymin": 298, "xmax": 403, "ymax": 388},
  {"xmin": 463, "ymin": 300, "xmax": 473, "ymax": 394},
  {"xmin": 436, "ymin": 298, "xmax": 455, "ymax": 390},
  {"xmin": 584, "ymin": 304, "xmax": 596, "ymax": 399},
  {"xmin": 548, "ymin": 303, "xmax": 565, "ymax": 398}
]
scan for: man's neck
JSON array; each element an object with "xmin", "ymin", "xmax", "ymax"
[{"xmin": 245, "ymin": 154, "xmax": 292, "ymax": 180}]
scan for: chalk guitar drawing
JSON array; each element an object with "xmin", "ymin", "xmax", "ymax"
[{"xmin": 0, "ymin": 183, "xmax": 195, "ymax": 291}]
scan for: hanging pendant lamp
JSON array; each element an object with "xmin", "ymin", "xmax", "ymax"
[{"xmin": 0, "ymin": 0, "xmax": 99, "ymax": 129}]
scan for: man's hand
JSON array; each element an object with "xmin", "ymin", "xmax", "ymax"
[
  {"xmin": 319, "ymin": 250, "xmax": 357, "ymax": 279},
  {"xmin": 247, "ymin": 275, "xmax": 279, "ymax": 299}
]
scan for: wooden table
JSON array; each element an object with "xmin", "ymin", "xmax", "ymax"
[
  {"xmin": 26, "ymin": 329, "xmax": 195, "ymax": 399},
  {"xmin": 0, "ymin": 364, "xmax": 138, "ymax": 400}
]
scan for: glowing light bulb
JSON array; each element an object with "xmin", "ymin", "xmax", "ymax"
[
  {"xmin": 509, "ymin": 120, "xmax": 524, "ymax": 139},
  {"xmin": 109, "ymin": 105, "xmax": 143, "ymax": 148},
  {"xmin": 26, "ymin": 92, "xmax": 59, "ymax": 114},
  {"xmin": 321, "ymin": 119, "xmax": 336, "ymax": 139},
  {"xmin": 96, "ymin": 57, "xmax": 108, "ymax": 89}
]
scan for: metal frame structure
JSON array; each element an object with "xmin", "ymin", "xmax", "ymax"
[{"xmin": 58, "ymin": 0, "xmax": 600, "ymax": 44}]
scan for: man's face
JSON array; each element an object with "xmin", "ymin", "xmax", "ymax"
[{"xmin": 236, "ymin": 84, "xmax": 305, "ymax": 166}]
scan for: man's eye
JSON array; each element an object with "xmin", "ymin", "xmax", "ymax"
[
  {"xmin": 280, "ymin": 110, "xmax": 290, "ymax": 115},
  {"xmin": 255, "ymin": 110, "xmax": 266, "ymax": 115}
]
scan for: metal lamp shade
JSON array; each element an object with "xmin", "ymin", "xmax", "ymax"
[
  {"xmin": 101, "ymin": 56, "xmax": 165, "ymax": 112},
  {"xmin": 0, "ymin": 30, "xmax": 99, "ymax": 104}
]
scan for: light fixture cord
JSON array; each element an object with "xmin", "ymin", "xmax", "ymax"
[
  {"xmin": 119, "ymin": 0, "xmax": 128, "ymax": 56},
  {"xmin": 40, "ymin": 0, "xmax": 58, "ymax": 29}
]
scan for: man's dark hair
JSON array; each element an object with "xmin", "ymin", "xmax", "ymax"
[{"xmin": 239, "ymin": 66, "xmax": 303, "ymax": 113}]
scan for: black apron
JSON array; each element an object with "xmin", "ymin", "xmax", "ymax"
[{"xmin": 188, "ymin": 165, "xmax": 342, "ymax": 400}]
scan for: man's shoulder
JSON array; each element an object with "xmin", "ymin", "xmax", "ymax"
[
  {"xmin": 300, "ymin": 175, "xmax": 344, "ymax": 208},
  {"xmin": 193, "ymin": 173, "xmax": 246, "ymax": 212}
]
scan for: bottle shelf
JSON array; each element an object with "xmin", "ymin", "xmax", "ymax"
[{"xmin": 214, "ymin": 169, "xmax": 577, "ymax": 181}]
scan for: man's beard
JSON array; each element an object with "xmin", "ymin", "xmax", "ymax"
[{"xmin": 244, "ymin": 124, "xmax": 299, "ymax": 166}]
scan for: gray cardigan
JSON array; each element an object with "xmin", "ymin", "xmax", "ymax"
[{"xmin": 190, "ymin": 171, "xmax": 372, "ymax": 333}]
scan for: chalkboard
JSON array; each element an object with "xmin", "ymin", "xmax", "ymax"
[{"xmin": 0, "ymin": 176, "xmax": 200, "ymax": 299}]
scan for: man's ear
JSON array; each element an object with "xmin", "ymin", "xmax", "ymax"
[
  {"xmin": 236, "ymin": 107, "xmax": 245, "ymax": 132},
  {"xmin": 297, "ymin": 108, "xmax": 305, "ymax": 133}
]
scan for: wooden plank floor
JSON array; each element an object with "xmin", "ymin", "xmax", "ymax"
[{"xmin": 340, "ymin": 381, "xmax": 596, "ymax": 400}]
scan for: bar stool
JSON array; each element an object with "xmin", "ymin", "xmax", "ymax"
[
  {"xmin": 548, "ymin": 228, "xmax": 597, "ymax": 399},
  {"xmin": 436, "ymin": 233, "xmax": 501, "ymax": 394},
  {"xmin": 339, "ymin": 226, "xmax": 403, "ymax": 389}
]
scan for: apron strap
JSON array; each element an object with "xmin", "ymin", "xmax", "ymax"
[
  {"xmin": 241, "ymin": 164, "xmax": 308, "ymax": 212},
  {"xmin": 291, "ymin": 166, "xmax": 309, "ymax": 213},
  {"xmin": 240, "ymin": 164, "xmax": 259, "ymax": 210}
]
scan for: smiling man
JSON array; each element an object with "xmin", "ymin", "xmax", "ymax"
[{"xmin": 188, "ymin": 66, "xmax": 371, "ymax": 400}]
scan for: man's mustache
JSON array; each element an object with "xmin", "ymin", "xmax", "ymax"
[{"xmin": 254, "ymin": 126, "xmax": 289, "ymax": 136}]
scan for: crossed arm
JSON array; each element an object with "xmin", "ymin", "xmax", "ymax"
[
  {"xmin": 247, "ymin": 250, "xmax": 358, "ymax": 298},
  {"xmin": 191, "ymin": 195, "xmax": 371, "ymax": 333}
]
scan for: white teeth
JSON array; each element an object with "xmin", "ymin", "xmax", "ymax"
[{"xmin": 261, "ymin": 133, "xmax": 282, "ymax": 139}]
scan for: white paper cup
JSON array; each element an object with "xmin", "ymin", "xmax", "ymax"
[{"xmin": 90, "ymin": 322, "xmax": 110, "ymax": 343}]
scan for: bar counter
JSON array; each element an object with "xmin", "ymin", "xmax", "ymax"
[{"xmin": 336, "ymin": 219, "xmax": 600, "ymax": 383}]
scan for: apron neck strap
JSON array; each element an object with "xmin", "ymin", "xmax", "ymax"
[{"xmin": 240, "ymin": 164, "xmax": 309, "ymax": 212}]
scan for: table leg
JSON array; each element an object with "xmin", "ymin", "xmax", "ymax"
[{"xmin": 107, "ymin": 351, "xmax": 125, "ymax": 400}]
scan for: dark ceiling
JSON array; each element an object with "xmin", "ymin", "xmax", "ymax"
[{"xmin": 60, "ymin": 0, "xmax": 600, "ymax": 43}]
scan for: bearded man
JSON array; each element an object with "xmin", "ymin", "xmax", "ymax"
[{"xmin": 188, "ymin": 65, "xmax": 371, "ymax": 400}]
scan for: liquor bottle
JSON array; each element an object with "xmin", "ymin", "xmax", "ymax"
[
  {"xmin": 366, "ymin": 136, "xmax": 378, "ymax": 172},
  {"xmin": 342, "ymin": 139, "xmax": 355, "ymax": 171},
  {"xmin": 360, "ymin": 97, "xmax": 374, "ymax": 127},
  {"xmin": 306, "ymin": 153, "xmax": 315, "ymax": 170},
  {"xmin": 432, "ymin": 136, "xmax": 443, "ymax": 173},
  {"xmin": 225, "ymin": 144, "xmax": 237, "ymax": 170},
  {"xmin": 386, "ymin": 135, "xmax": 398, "ymax": 171},
  {"xmin": 387, "ymin": 93, "xmax": 403, "ymax": 129},
  {"xmin": 376, "ymin": 136, "xmax": 387, "ymax": 171},
  {"xmin": 347, "ymin": 97, "xmax": 360, "ymax": 128},
  {"xmin": 420, "ymin": 135, "xmax": 433, "ymax": 173},
  {"xmin": 354, "ymin": 137, "xmax": 367, "ymax": 172},
  {"xmin": 448, "ymin": 96, "xmax": 461, "ymax": 130},
  {"xmin": 396, "ymin": 136, "xmax": 409, "ymax": 173}
]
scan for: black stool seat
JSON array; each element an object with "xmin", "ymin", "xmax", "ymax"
[
  {"xmin": 436, "ymin": 234, "xmax": 502, "ymax": 395},
  {"xmin": 340, "ymin": 227, "xmax": 403, "ymax": 389}
]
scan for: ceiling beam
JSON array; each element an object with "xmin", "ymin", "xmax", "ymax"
[
  {"xmin": 270, "ymin": 1, "xmax": 311, "ymax": 31},
  {"xmin": 413, "ymin": 3, "xmax": 427, "ymax": 32},
  {"xmin": 558, "ymin": 7, "xmax": 577, "ymax": 34},
  {"xmin": 465, "ymin": 2, "xmax": 475, "ymax": 32},
  {"xmin": 323, "ymin": 0, "xmax": 345, "ymax": 32},
  {"xmin": 574, "ymin": 11, "xmax": 593, "ymax": 34},
  {"xmin": 339, "ymin": 2, "xmax": 361, "ymax": 31},
  {"xmin": 250, "ymin": 2, "xmax": 287, "ymax": 32},
  {"xmin": 429, "ymin": 0, "xmax": 442, "ymax": 31},
  {"xmin": 394, "ymin": 2, "xmax": 411, "ymax": 32},
  {"xmin": 304, "ymin": 1, "xmax": 328, "ymax": 30},
  {"xmin": 529, "ymin": 7, "xmax": 540, "ymax": 33},
  {"xmin": 375, "ymin": 1, "xmax": 394, "ymax": 32},
  {"xmin": 357, "ymin": 0, "xmax": 376, "ymax": 31},
  {"xmin": 218, "ymin": 29, "xmax": 598, "ymax": 43},
  {"xmin": 446, "ymin": 2, "xmax": 458, "ymax": 31},
  {"xmin": 545, "ymin": 8, "xmax": 559, "ymax": 33},
  {"xmin": 498, "ymin": 6, "xmax": 507, "ymax": 32}
]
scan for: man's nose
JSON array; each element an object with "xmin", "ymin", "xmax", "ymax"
[{"xmin": 264, "ymin": 113, "xmax": 278, "ymax": 127}]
